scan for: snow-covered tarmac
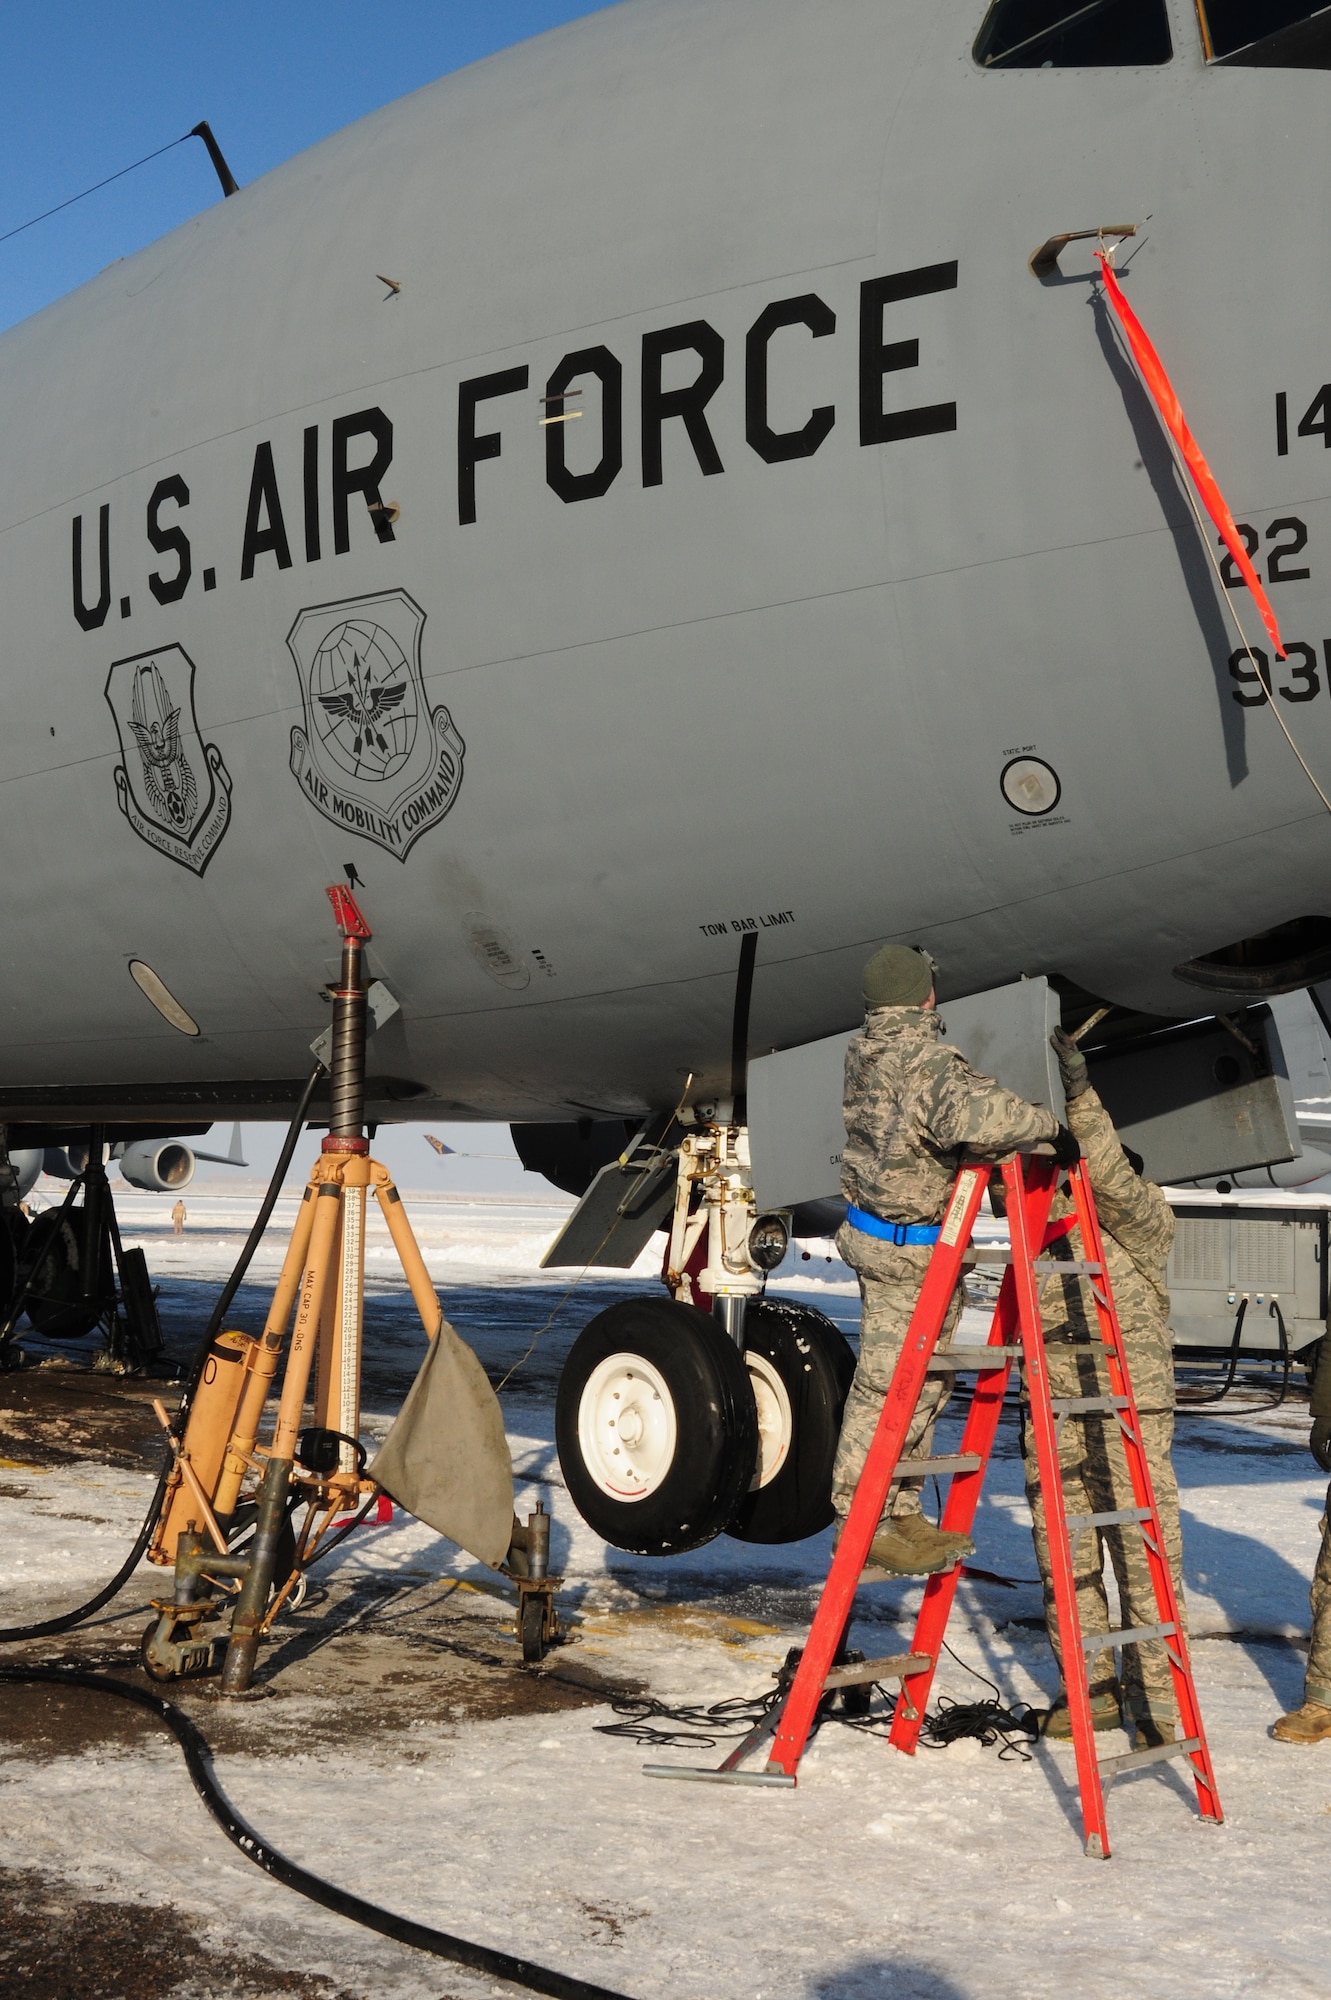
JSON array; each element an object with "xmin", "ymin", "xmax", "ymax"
[{"xmin": 3, "ymin": 1186, "xmax": 1330, "ymax": 1998}]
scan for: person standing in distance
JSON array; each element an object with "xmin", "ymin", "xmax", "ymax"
[
  {"xmin": 1273, "ymin": 1346, "xmax": 1331, "ymax": 1742},
  {"xmin": 171, "ymin": 1198, "xmax": 186, "ymax": 1236},
  {"xmin": 833, "ymin": 945, "xmax": 1078, "ymax": 1576}
]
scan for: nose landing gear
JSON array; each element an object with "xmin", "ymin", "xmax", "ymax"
[{"xmin": 555, "ymin": 1100, "xmax": 854, "ymax": 1553}]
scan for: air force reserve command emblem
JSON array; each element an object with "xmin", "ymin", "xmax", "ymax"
[
  {"xmin": 287, "ymin": 589, "xmax": 464, "ymax": 861},
  {"xmin": 104, "ymin": 645, "xmax": 233, "ymax": 875}
]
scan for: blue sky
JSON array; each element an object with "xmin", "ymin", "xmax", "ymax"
[
  {"xmin": 3, "ymin": 2, "xmax": 612, "ymax": 1192},
  {"xmin": 0, "ymin": 2, "xmax": 609, "ymax": 335}
]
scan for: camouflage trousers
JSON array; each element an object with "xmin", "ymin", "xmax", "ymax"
[
  {"xmin": 1301, "ymin": 1483, "xmax": 1331, "ymax": 1709},
  {"xmin": 832, "ymin": 1227, "xmax": 965, "ymax": 1524},
  {"xmin": 1024, "ymin": 1327, "xmax": 1185, "ymax": 1726}
]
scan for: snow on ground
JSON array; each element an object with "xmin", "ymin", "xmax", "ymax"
[{"xmin": 4, "ymin": 1192, "xmax": 1331, "ymax": 1997}]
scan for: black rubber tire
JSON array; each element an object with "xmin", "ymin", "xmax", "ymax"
[
  {"xmin": 21, "ymin": 1209, "xmax": 110, "ymax": 1340},
  {"xmin": 520, "ymin": 1592, "xmax": 546, "ymax": 1664},
  {"xmin": 555, "ymin": 1296, "xmax": 758, "ymax": 1556},
  {"xmin": 727, "ymin": 1300, "xmax": 857, "ymax": 1545}
]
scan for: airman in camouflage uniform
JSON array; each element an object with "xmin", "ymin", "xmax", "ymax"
[
  {"xmin": 1273, "ymin": 1341, "xmax": 1331, "ymax": 1743},
  {"xmin": 1024, "ymin": 1030, "xmax": 1184, "ymax": 1745},
  {"xmin": 834, "ymin": 945, "xmax": 1065, "ymax": 1576}
]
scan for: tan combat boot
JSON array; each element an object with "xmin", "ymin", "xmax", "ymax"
[
  {"xmin": 1272, "ymin": 1701, "xmax": 1331, "ymax": 1744},
  {"xmin": 1131, "ymin": 1711, "xmax": 1180, "ymax": 1750},
  {"xmin": 866, "ymin": 1513, "xmax": 975, "ymax": 1577},
  {"xmin": 1039, "ymin": 1685, "xmax": 1123, "ymax": 1738}
]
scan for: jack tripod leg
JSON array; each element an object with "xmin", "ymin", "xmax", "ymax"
[
  {"xmin": 218, "ymin": 1183, "xmax": 342, "ymax": 1692},
  {"xmin": 220, "ymin": 1454, "xmax": 294, "ymax": 1693}
]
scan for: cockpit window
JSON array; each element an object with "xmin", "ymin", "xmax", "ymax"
[
  {"xmin": 974, "ymin": 0, "xmax": 1173, "ymax": 67},
  {"xmin": 1198, "ymin": 1, "xmax": 1331, "ymax": 66}
]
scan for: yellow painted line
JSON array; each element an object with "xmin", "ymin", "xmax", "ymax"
[{"xmin": 0, "ymin": 1459, "xmax": 53, "ymax": 1473}]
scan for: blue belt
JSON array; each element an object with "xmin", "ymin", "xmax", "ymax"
[{"xmin": 846, "ymin": 1204, "xmax": 941, "ymax": 1246}]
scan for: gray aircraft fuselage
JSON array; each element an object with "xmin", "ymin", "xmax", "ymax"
[{"xmin": 3, "ymin": 0, "xmax": 1329, "ymax": 1127}]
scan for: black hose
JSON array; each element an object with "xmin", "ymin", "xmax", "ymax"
[
  {"xmin": 0, "ymin": 1068, "xmax": 324, "ymax": 1646},
  {"xmin": 1270, "ymin": 1298, "xmax": 1293, "ymax": 1411},
  {"xmin": 0, "ymin": 1666, "xmax": 636, "ymax": 2000},
  {"xmin": 194, "ymin": 1064, "xmax": 325, "ymax": 1357},
  {"xmin": 1186, "ymin": 1296, "xmax": 1248, "ymax": 1406}
]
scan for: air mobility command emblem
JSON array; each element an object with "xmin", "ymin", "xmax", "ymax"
[
  {"xmin": 286, "ymin": 589, "xmax": 464, "ymax": 861},
  {"xmin": 104, "ymin": 645, "xmax": 233, "ymax": 875}
]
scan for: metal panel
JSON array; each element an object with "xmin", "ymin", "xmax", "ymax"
[
  {"xmin": 748, "ymin": 977, "xmax": 1063, "ymax": 1213},
  {"xmin": 539, "ymin": 1150, "xmax": 676, "ymax": 1269},
  {"xmin": 1167, "ymin": 1201, "xmax": 1327, "ymax": 1351},
  {"xmin": 1232, "ymin": 1219, "xmax": 1296, "ymax": 1291},
  {"xmin": 1090, "ymin": 1013, "xmax": 1299, "ymax": 1186},
  {"xmin": 1170, "ymin": 1216, "xmax": 1227, "ymax": 1286}
]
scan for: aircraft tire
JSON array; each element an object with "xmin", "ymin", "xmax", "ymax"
[
  {"xmin": 555, "ymin": 1297, "xmax": 758, "ymax": 1556},
  {"xmin": 727, "ymin": 1301, "xmax": 856, "ymax": 1545},
  {"xmin": 20, "ymin": 1210, "xmax": 110, "ymax": 1341}
]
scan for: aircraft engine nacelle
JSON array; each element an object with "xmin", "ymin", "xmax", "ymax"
[
  {"xmin": 8, "ymin": 1149, "xmax": 43, "ymax": 1199},
  {"xmin": 117, "ymin": 1140, "xmax": 196, "ymax": 1192},
  {"xmin": 511, "ymin": 1119, "xmax": 638, "ymax": 1197}
]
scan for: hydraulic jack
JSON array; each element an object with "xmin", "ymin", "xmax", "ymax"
[{"xmin": 142, "ymin": 885, "xmax": 550, "ymax": 1691}]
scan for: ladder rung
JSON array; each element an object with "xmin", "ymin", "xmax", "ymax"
[
  {"xmin": 1049, "ymin": 1395, "xmax": 1130, "ymax": 1415},
  {"xmin": 822, "ymin": 1651, "xmax": 931, "ymax": 1690},
  {"xmin": 895, "ymin": 1454, "xmax": 982, "ymax": 1477},
  {"xmin": 1066, "ymin": 1507, "xmax": 1153, "ymax": 1531},
  {"xmin": 1080, "ymin": 1621, "xmax": 1175, "ymax": 1651},
  {"xmin": 927, "ymin": 1347, "xmax": 1020, "ymax": 1371},
  {"xmin": 1032, "ymin": 1259, "xmax": 1103, "ymax": 1275},
  {"xmin": 1098, "ymin": 1736, "xmax": 1203, "ymax": 1780}
]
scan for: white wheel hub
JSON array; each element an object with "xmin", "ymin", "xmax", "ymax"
[
  {"xmin": 577, "ymin": 1352, "xmax": 678, "ymax": 1502},
  {"xmin": 746, "ymin": 1351, "xmax": 793, "ymax": 1490}
]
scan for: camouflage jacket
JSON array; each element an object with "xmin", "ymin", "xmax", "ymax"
[
  {"xmin": 840, "ymin": 1006, "xmax": 1058, "ymax": 1226},
  {"xmin": 1071, "ymin": 1086, "xmax": 1174, "ymax": 1316}
]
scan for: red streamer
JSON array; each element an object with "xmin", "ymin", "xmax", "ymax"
[{"xmin": 1096, "ymin": 252, "xmax": 1284, "ymax": 659}]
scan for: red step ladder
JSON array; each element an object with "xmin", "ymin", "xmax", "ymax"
[{"xmin": 650, "ymin": 1151, "xmax": 1222, "ymax": 1859}]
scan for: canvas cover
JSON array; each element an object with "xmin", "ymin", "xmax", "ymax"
[{"xmin": 369, "ymin": 1316, "xmax": 514, "ymax": 1569}]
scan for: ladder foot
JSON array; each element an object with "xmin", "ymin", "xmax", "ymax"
[{"xmin": 1084, "ymin": 1832, "xmax": 1109, "ymax": 1861}]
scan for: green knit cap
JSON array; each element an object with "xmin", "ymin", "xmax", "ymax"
[{"xmin": 863, "ymin": 945, "xmax": 933, "ymax": 1010}]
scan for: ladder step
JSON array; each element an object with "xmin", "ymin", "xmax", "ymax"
[
  {"xmin": 895, "ymin": 1453, "xmax": 982, "ymax": 1476},
  {"xmin": 822, "ymin": 1651, "xmax": 931, "ymax": 1690},
  {"xmin": 1032, "ymin": 1259, "xmax": 1104, "ymax": 1275},
  {"xmin": 1080, "ymin": 1621, "xmax": 1175, "ymax": 1651},
  {"xmin": 1049, "ymin": 1395, "xmax": 1130, "ymax": 1415},
  {"xmin": 1066, "ymin": 1507, "xmax": 1153, "ymax": 1532},
  {"xmin": 927, "ymin": 1347, "xmax": 1020, "ymax": 1371},
  {"xmin": 1098, "ymin": 1736, "xmax": 1204, "ymax": 1781}
]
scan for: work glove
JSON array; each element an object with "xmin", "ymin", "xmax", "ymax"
[
  {"xmin": 1050, "ymin": 1027, "xmax": 1090, "ymax": 1101},
  {"xmin": 1050, "ymin": 1124, "xmax": 1081, "ymax": 1169},
  {"xmin": 1311, "ymin": 1416, "xmax": 1331, "ymax": 1475}
]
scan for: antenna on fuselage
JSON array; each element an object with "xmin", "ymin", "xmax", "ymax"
[{"xmin": 189, "ymin": 122, "xmax": 240, "ymax": 198}]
